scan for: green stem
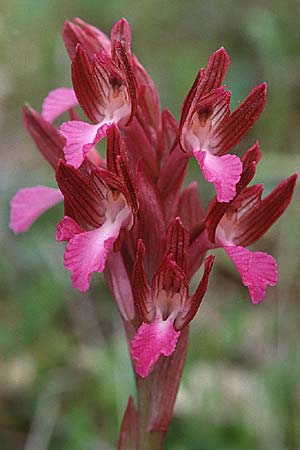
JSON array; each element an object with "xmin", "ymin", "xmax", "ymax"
[
  {"xmin": 121, "ymin": 321, "xmax": 189, "ymax": 450},
  {"xmin": 136, "ymin": 376, "xmax": 166, "ymax": 450}
]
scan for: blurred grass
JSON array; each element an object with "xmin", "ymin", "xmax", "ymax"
[{"xmin": 1, "ymin": 0, "xmax": 300, "ymax": 449}]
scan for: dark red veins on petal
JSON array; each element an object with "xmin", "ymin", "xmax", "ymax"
[
  {"xmin": 23, "ymin": 106, "xmax": 65, "ymax": 169},
  {"xmin": 233, "ymin": 174, "xmax": 297, "ymax": 247},
  {"xmin": 63, "ymin": 20, "xmax": 100, "ymax": 60},
  {"xmin": 131, "ymin": 239, "xmax": 155, "ymax": 322},
  {"xmin": 56, "ymin": 161, "xmax": 106, "ymax": 228},
  {"xmin": 72, "ymin": 45, "xmax": 105, "ymax": 123},
  {"xmin": 116, "ymin": 156, "xmax": 139, "ymax": 214},
  {"xmin": 198, "ymin": 47, "xmax": 230, "ymax": 98},
  {"xmin": 106, "ymin": 124, "xmax": 127, "ymax": 174},
  {"xmin": 174, "ymin": 255, "xmax": 215, "ymax": 330},
  {"xmin": 210, "ymin": 83, "xmax": 267, "ymax": 156},
  {"xmin": 136, "ymin": 161, "xmax": 166, "ymax": 277},
  {"xmin": 111, "ymin": 18, "xmax": 137, "ymax": 123},
  {"xmin": 165, "ymin": 218, "xmax": 189, "ymax": 273},
  {"xmin": 111, "ymin": 18, "xmax": 132, "ymax": 59}
]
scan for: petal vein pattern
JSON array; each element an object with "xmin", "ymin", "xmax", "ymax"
[{"xmin": 224, "ymin": 246, "xmax": 278, "ymax": 304}]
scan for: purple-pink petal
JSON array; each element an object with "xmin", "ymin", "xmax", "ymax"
[
  {"xmin": 41, "ymin": 87, "xmax": 78, "ymax": 123},
  {"xmin": 56, "ymin": 216, "xmax": 83, "ymax": 242},
  {"xmin": 194, "ymin": 150, "xmax": 242, "ymax": 202},
  {"xmin": 9, "ymin": 186, "xmax": 63, "ymax": 234},
  {"xmin": 63, "ymin": 213, "xmax": 125, "ymax": 292},
  {"xmin": 224, "ymin": 245, "xmax": 278, "ymax": 304},
  {"xmin": 60, "ymin": 120, "xmax": 110, "ymax": 168},
  {"xmin": 131, "ymin": 316, "xmax": 180, "ymax": 378}
]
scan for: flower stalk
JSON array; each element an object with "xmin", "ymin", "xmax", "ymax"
[{"xmin": 136, "ymin": 377, "xmax": 165, "ymax": 450}]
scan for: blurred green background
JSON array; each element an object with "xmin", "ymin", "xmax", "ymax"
[{"xmin": 1, "ymin": 0, "xmax": 300, "ymax": 449}]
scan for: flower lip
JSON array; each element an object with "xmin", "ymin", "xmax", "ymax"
[
  {"xmin": 155, "ymin": 289, "xmax": 184, "ymax": 322},
  {"xmin": 57, "ymin": 189, "xmax": 133, "ymax": 292}
]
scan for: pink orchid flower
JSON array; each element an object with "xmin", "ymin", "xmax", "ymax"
[
  {"xmin": 55, "ymin": 125, "xmax": 138, "ymax": 291},
  {"xmin": 191, "ymin": 143, "xmax": 297, "ymax": 304},
  {"xmin": 131, "ymin": 218, "xmax": 214, "ymax": 378},
  {"xmin": 179, "ymin": 48, "xmax": 266, "ymax": 203},
  {"xmin": 41, "ymin": 18, "xmax": 137, "ymax": 169}
]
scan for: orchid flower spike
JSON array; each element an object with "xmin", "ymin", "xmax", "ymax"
[{"xmin": 9, "ymin": 18, "xmax": 298, "ymax": 443}]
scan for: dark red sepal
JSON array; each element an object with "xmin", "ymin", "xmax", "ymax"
[
  {"xmin": 131, "ymin": 240, "xmax": 155, "ymax": 323},
  {"xmin": 71, "ymin": 44, "xmax": 105, "ymax": 123},
  {"xmin": 136, "ymin": 162, "xmax": 166, "ymax": 278},
  {"xmin": 62, "ymin": 18, "xmax": 110, "ymax": 61},
  {"xmin": 158, "ymin": 110, "xmax": 187, "ymax": 222},
  {"xmin": 111, "ymin": 18, "xmax": 131, "ymax": 61},
  {"xmin": 187, "ymin": 225, "xmax": 208, "ymax": 279},
  {"xmin": 180, "ymin": 47, "xmax": 230, "ymax": 137},
  {"xmin": 111, "ymin": 18, "xmax": 137, "ymax": 123},
  {"xmin": 106, "ymin": 125, "xmax": 139, "ymax": 214},
  {"xmin": 233, "ymin": 174, "xmax": 297, "ymax": 247},
  {"xmin": 237, "ymin": 141, "xmax": 261, "ymax": 191},
  {"xmin": 178, "ymin": 182, "xmax": 205, "ymax": 239},
  {"xmin": 23, "ymin": 105, "xmax": 65, "ymax": 169},
  {"xmin": 133, "ymin": 57, "xmax": 161, "ymax": 136},
  {"xmin": 198, "ymin": 47, "xmax": 230, "ymax": 97},
  {"xmin": 165, "ymin": 217, "xmax": 189, "ymax": 273},
  {"xmin": 106, "ymin": 124, "xmax": 127, "ymax": 174},
  {"xmin": 134, "ymin": 86, "xmax": 160, "ymax": 152},
  {"xmin": 56, "ymin": 160, "xmax": 106, "ymax": 228},
  {"xmin": 161, "ymin": 108, "xmax": 178, "ymax": 162},
  {"xmin": 211, "ymin": 83, "xmax": 267, "ymax": 156},
  {"xmin": 116, "ymin": 155, "xmax": 139, "ymax": 214},
  {"xmin": 117, "ymin": 396, "xmax": 138, "ymax": 450},
  {"xmin": 91, "ymin": 166, "xmax": 124, "ymax": 194},
  {"xmin": 124, "ymin": 117, "xmax": 159, "ymax": 176},
  {"xmin": 158, "ymin": 144, "xmax": 189, "ymax": 224},
  {"xmin": 179, "ymin": 69, "xmax": 203, "ymax": 139},
  {"xmin": 174, "ymin": 255, "xmax": 215, "ymax": 330}
]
